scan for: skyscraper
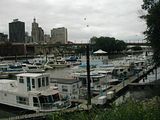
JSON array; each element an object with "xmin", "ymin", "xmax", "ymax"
[
  {"xmin": 31, "ymin": 18, "xmax": 44, "ymax": 43},
  {"xmin": 51, "ymin": 27, "xmax": 68, "ymax": 44},
  {"xmin": 9, "ymin": 19, "xmax": 25, "ymax": 43},
  {"xmin": 0, "ymin": 33, "xmax": 8, "ymax": 43}
]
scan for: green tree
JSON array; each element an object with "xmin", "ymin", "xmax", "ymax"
[
  {"xmin": 115, "ymin": 40, "xmax": 127, "ymax": 52},
  {"xmin": 91, "ymin": 36, "xmax": 126, "ymax": 53},
  {"xmin": 141, "ymin": 0, "xmax": 160, "ymax": 65}
]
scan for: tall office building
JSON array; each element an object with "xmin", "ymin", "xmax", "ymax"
[
  {"xmin": 25, "ymin": 32, "xmax": 32, "ymax": 43},
  {"xmin": 31, "ymin": 18, "xmax": 44, "ymax": 43},
  {"xmin": 9, "ymin": 19, "xmax": 25, "ymax": 43},
  {"xmin": 38, "ymin": 27, "xmax": 44, "ymax": 43},
  {"xmin": 51, "ymin": 27, "xmax": 67, "ymax": 44},
  {"xmin": 0, "ymin": 33, "xmax": 8, "ymax": 43},
  {"xmin": 44, "ymin": 34, "xmax": 51, "ymax": 43}
]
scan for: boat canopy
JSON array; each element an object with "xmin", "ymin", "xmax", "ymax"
[{"xmin": 93, "ymin": 49, "xmax": 107, "ymax": 54}]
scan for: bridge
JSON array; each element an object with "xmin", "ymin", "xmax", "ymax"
[{"xmin": 126, "ymin": 42, "xmax": 150, "ymax": 46}]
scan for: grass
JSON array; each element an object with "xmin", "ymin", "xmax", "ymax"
[{"xmin": 46, "ymin": 96, "xmax": 160, "ymax": 120}]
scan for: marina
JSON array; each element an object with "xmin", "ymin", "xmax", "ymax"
[{"xmin": 0, "ymin": 51, "xmax": 159, "ymax": 119}]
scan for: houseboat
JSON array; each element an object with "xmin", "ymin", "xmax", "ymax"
[
  {"xmin": 0, "ymin": 63, "xmax": 24, "ymax": 74},
  {"xmin": 50, "ymin": 78, "xmax": 82, "ymax": 99},
  {"xmin": 72, "ymin": 71, "xmax": 108, "ymax": 94},
  {"xmin": 0, "ymin": 73, "xmax": 71, "ymax": 112},
  {"xmin": 44, "ymin": 59, "xmax": 70, "ymax": 68},
  {"xmin": 22, "ymin": 64, "xmax": 45, "ymax": 73}
]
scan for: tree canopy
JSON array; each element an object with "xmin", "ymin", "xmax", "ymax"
[
  {"xmin": 90, "ymin": 36, "xmax": 127, "ymax": 54},
  {"xmin": 141, "ymin": 0, "xmax": 160, "ymax": 65}
]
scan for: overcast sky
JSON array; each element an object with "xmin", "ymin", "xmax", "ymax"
[{"xmin": 0, "ymin": 0, "xmax": 146, "ymax": 43}]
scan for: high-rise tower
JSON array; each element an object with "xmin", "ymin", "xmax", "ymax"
[
  {"xmin": 31, "ymin": 18, "xmax": 44, "ymax": 43},
  {"xmin": 9, "ymin": 19, "xmax": 25, "ymax": 43},
  {"xmin": 51, "ymin": 27, "xmax": 67, "ymax": 44}
]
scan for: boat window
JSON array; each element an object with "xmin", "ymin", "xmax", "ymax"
[
  {"xmin": 80, "ymin": 78, "xmax": 87, "ymax": 86},
  {"xmin": 46, "ymin": 77, "xmax": 49, "ymax": 86},
  {"xmin": 48, "ymin": 95, "xmax": 53, "ymax": 102},
  {"xmin": 19, "ymin": 76, "xmax": 24, "ymax": 83},
  {"xmin": 32, "ymin": 79, "xmax": 35, "ymax": 88},
  {"xmin": 120, "ymin": 69, "xmax": 123, "ymax": 72},
  {"xmin": 49, "ymin": 61, "xmax": 54, "ymax": 64},
  {"xmin": 16, "ymin": 96, "xmax": 29, "ymax": 105},
  {"xmin": 62, "ymin": 85, "xmax": 68, "ymax": 92},
  {"xmin": 38, "ymin": 78, "xmax": 41, "ymax": 88},
  {"xmin": 33, "ymin": 97, "xmax": 39, "ymax": 107},
  {"xmin": 28, "ymin": 66, "xmax": 37, "ymax": 69},
  {"xmin": 42, "ymin": 77, "xmax": 45, "ymax": 87},
  {"xmin": 52, "ymin": 93, "xmax": 60, "ymax": 101},
  {"xmin": 27, "ymin": 77, "xmax": 31, "ymax": 91},
  {"xmin": 93, "ymin": 78, "xmax": 99, "ymax": 82},
  {"xmin": 73, "ymin": 84, "xmax": 76, "ymax": 88},
  {"xmin": 39, "ymin": 96, "xmax": 45, "ymax": 104}
]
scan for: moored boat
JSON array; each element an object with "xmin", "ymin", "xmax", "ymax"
[{"xmin": 0, "ymin": 73, "xmax": 71, "ymax": 112}]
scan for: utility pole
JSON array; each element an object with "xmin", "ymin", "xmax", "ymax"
[{"xmin": 86, "ymin": 44, "xmax": 91, "ymax": 106}]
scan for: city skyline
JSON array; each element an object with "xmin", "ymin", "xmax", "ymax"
[{"xmin": 0, "ymin": 0, "xmax": 146, "ymax": 43}]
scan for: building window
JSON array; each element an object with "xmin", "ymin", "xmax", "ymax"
[
  {"xmin": 62, "ymin": 85, "xmax": 68, "ymax": 92},
  {"xmin": 42, "ymin": 77, "xmax": 45, "ymax": 87},
  {"xmin": 46, "ymin": 77, "xmax": 49, "ymax": 86},
  {"xmin": 16, "ymin": 96, "xmax": 29, "ymax": 105},
  {"xmin": 19, "ymin": 76, "xmax": 24, "ymax": 83},
  {"xmin": 38, "ymin": 78, "xmax": 41, "ymax": 88},
  {"xmin": 32, "ymin": 79, "xmax": 35, "ymax": 88}
]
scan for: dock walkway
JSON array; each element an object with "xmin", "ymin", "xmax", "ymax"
[{"xmin": 91, "ymin": 65, "xmax": 156, "ymax": 104}]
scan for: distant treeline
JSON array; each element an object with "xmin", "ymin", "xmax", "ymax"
[{"xmin": 90, "ymin": 36, "xmax": 127, "ymax": 54}]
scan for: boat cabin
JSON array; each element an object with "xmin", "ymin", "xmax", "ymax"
[{"xmin": 0, "ymin": 73, "xmax": 70, "ymax": 112}]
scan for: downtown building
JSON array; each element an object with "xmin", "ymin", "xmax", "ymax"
[
  {"xmin": 31, "ymin": 18, "xmax": 44, "ymax": 43},
  {"xmin": 51, "ymin": 27, "xmax": 67, "ymax": 44},
  {"xmin": 44, "ymin": 34, "xmax": 51, "ymax": 43},
  {"xmin": 0, "ymin": 33, "xmax": 8, "ymax": 43},
  {"xmin": 9, "ymin": 19, "xmax": 25, "ymax": 43}
]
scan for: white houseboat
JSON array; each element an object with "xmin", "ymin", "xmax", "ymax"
[
  {"xmin": 50, "ymin": 78, "xmax": 82, "ymax": 99},
  {"xmin": 44, "ymin": 59, "xmax": 70, "ymax": 68},
  {"xmin": 22, "ymin": 64, "xmax": 45, "ymax": 73},
  {"xmin": 0, "ymin": 73, "xmax": 71, "ymax": 112},
  {"xmin": 72, "ymin": 71, "xmax": 108, "ymax": 95}
]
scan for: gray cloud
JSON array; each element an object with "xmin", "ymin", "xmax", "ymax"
[{"xmin": 0, "ymin": 0, "xmax": 146, "ymax": 43}]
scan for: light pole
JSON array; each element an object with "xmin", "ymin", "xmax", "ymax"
[{"xmin": 86, "ymin": 44, "xmax": 91, "ymax": 106}]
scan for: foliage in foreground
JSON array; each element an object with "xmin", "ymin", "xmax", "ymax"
[{"xmin": 47, "ymin": 97, "xmax": 160, "ymax": 120}]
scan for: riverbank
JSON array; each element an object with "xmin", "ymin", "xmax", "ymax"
[{"xmin": 46, "ymin": 96, "xmax": 160, "ymax": 120}]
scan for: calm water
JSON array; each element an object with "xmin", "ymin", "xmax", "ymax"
[{"xmin": 47, "ymin": 67, "xmax": 75, "ymax": 78}]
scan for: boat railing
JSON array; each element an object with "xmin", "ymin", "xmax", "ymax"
[{"xmin": 40, "ymin": 100, "xmax": 71, "ymax": 111}]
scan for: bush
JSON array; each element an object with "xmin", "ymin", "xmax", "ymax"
[{"xmin": 47, "ymin": 97, "xmax": 160, "ymax": 120}]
